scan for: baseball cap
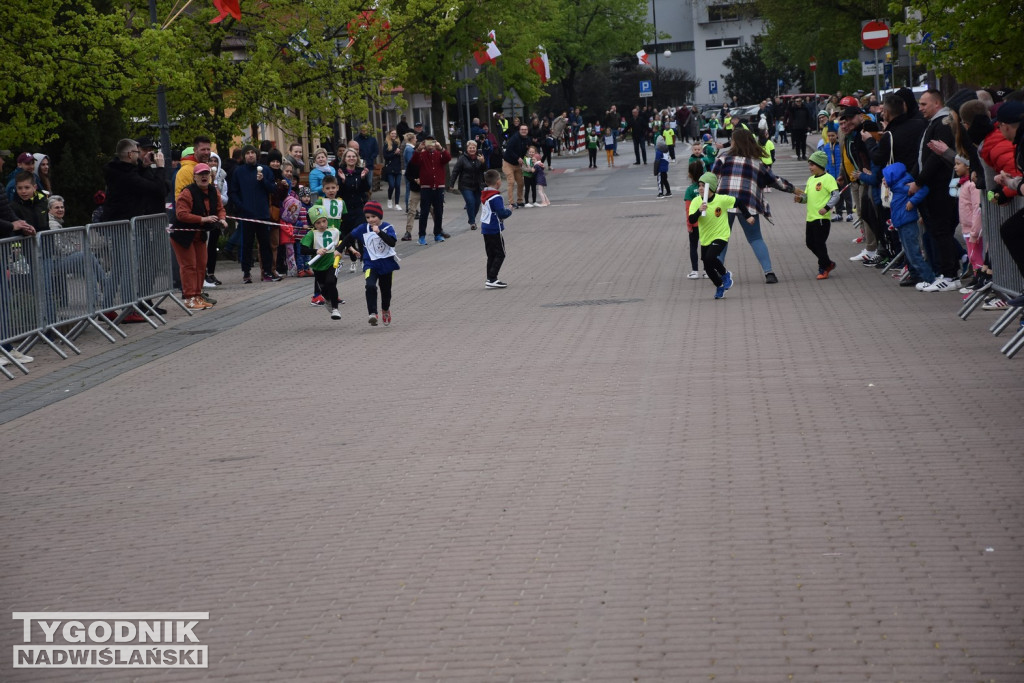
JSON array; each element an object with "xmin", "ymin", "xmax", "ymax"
[
  {"xmin": 193, "ymin": 163, "xmax": 212, "ymax": 174},
  {"xmin": 414, "ymin": 121, "xmax": 423, "ymax": 127},
  {"xmin": 838, "ymin": 106, "xmax": 863, "ymax": 120},
  {"xmin": 17, "ymin": 152, "xmax": 34, "ymax": 164},
  {"xmin": 996, "ymin": 101, "xmax": 1024, "ymax": 123}
]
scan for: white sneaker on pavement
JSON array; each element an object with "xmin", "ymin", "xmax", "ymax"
[
  {"xmin": 923, "ymin": 276, "xmax": 961, "ymax": 292},
  {"xmin": 849, "ymin": 249, "xmax": 870, "ymax": 261}
]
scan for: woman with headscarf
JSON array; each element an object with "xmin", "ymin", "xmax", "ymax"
[{"xmin": 711, "ymin": 128, "xmax": 798, "ymax": 283}]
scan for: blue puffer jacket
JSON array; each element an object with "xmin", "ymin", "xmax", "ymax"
[{"xmin": 882, "ymin": 162, "xmax": 929, "ymax": 228}]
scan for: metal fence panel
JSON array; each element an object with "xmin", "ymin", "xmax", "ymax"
[
  {"xmin": 86, "ymin": 220, "xmax": 138, "ymax": 314},
  {"xmin": 982, "ymin": 195, "xmax": 1024, "ymax": 300},
  {"xmin": 133, "ymin": 214, "xmax": 175, "ymax": 300}
]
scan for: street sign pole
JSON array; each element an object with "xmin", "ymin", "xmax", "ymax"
[{"xmin": 872, "ymin": 48, "xmax": 880, "ymax": 94}]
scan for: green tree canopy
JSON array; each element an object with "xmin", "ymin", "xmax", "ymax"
[{"xmin": 892, "ymin": 0, "xmax": 1024, "ymax": 87}]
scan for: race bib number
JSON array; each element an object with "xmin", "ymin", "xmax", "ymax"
[
  {"xmin": 322, "ymin": 198, "xmax": 345, "ymax": 219},
  {"xmin": 363, "ymin": 231, "xmax": 395, "ymax": 261}
]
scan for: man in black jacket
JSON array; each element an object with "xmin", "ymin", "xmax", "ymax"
[
  {"xmin": 624, "ymin": 106, "xmax": 650, "ymax": 165},
  {"xmin": 788, "ymin": 98, "xmax": 812, "ymax": 160},
  {"xmin": 910, "ymin": 90, "xmax": 961, "ymax": 290}
]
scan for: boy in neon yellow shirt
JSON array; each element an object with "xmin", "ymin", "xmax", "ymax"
[
  {"xmin": 687, "ymin": 172, "xmax": 754, "ymax": 299},
  {"xmin": 795, "ymin": 150, "xmax": 840, "ymax": 280}
]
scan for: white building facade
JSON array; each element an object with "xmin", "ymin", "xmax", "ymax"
[{"xmin": 645, "ymin": 0, "xmax": 766, "ymax": 106}]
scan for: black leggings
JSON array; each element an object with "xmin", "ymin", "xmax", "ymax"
[
  {"xmin": 524, "ymin": 176, "xmax": 537, "ymax": 203},
  {"xmin": 805, "ymin": 219, "xmax": 832, "ymax": 270},
  {"xmin": 688, "ymin": 226, "xmax": 700, "ymax": 271},
  {"xmin": 701, "ymin": 239, "xmax": 728, "ymax": 286},
  {"xmin": 206, "ymin": 227, "xmax": 220, "ymax": 275},
  {"xmin": 588, "ymin": 148, "xmax": 598, "ymax": 166},
  {"xmin": 365, "ymin": 270, "xmax": 393, "ymax": 314},
  {"xmin": 792, "ymin": 130, "xmax": 808, "ymax": 159},
  {"xmin": 313, "ymin": 268, "xmax": 340, "ymax": 307},
  {"xmin": 484, "ymin": 232, "xmax": 506, "ymax": 281},
  {"xmin": 658, "ymin": 172, "xmax": 670, "ymax": 195}
]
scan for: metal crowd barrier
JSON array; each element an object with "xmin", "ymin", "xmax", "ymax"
[
  {"xmin": 1, "ymin": 213, "xmax": 185, "ymax": 379},
  {"xmin": 957, "ymin": 195, "xmax": 1024, "ymax": 358}
]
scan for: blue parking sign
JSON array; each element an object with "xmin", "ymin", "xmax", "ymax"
[
  {"xmin": 709, "ymin": 80, "xmax": 718, "ymax": 95},
  {"xmin": 639, "ymin": 80, "xmax": 652, "ymax": 93}
]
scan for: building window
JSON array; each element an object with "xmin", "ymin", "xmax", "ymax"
[
  {"xmin": 705, "ymin": 37, "xmax": 741, "ymax": 50},
  {"xmin": 642, "ymin": 40, "xmax": 695, "ymax": 53},
  {"xmin": 707, "ymin": 4, "xmax": 739, "ymax": 22},
  {"xmin": 707, "ymin": 3, "xmax": 759, "ymax": 22}
]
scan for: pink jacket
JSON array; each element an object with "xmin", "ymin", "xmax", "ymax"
[{"xmin": 957, "ymin": 177, "xmax": 981, "ymax": 240}]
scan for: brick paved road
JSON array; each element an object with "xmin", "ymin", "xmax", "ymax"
[{"xmin": 2, "ymin": 141, "xmax": 1022, "ymax": 682}]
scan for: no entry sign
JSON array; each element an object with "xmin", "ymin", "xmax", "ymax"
[{"xmin": 861, "ymin": 21, "xmax": 890, "ymax": 50}]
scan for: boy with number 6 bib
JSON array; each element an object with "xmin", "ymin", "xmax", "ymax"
[
  {"xmin": 299, "ymin": 205, "xmax": 344, "ymax": 320},
  {"xmin": 339, "ymin": 201, "xmax": 400, "ymax": 326}
]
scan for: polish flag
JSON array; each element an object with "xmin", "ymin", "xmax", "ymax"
[
  {"xmin": 637, "ymin": 50, "xmax": 651, "ymax": 67},
  {"xmin": 530, "ymin": 46, "xmax": 550, "ymax": 83},
  {"xmin": 474, "ymin": 31, "xmax": 501, "ymax": 65}
]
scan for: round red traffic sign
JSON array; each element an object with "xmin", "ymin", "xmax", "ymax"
[
  {"xmin": 809, "ymin": 57, "xmax": 817, "ymax": 71},
  {"xmin": 861, "ymin": 21, "xmax": 890, "ymax": 50}
]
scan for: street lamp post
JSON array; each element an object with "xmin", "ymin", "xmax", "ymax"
[{"xmin": 652, "ymin": 0, "xmax": 659, "ymax": 108}]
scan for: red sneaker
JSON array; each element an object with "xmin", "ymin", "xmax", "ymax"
[{"xmin": 382, "ymin": 310, "xmax": 391, "ymax": 326}]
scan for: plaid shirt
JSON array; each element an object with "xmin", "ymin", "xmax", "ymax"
[{"xmin": 711, "ymin": 154, "xmax": 795, "ymax": 219}]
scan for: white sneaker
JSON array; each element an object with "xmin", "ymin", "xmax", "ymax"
[
  {"xmin": 387, "ymin": 200, "xmax": 393, "ymax": 209},
  {"xmin": 10, "ymin": 350, "xmax": 33, "ymax": 363},
  {"xmin": 922, "ymin": 276, "xmax": 960, "ymax": 292},
  {"xmin": 349, "ymin": 262, "xmax": 357, "ymax": 273},
  {"xmin": 525, "ymin": 203, "xmax": 534, "ymax": 208},
  {"xmin": 687, "ymin": 270, "xmax": 700, "ymax": 279},
  {"xmin": 330, "ymin": 308, "xmax": 341, "ymax": 320},
  {"xmin": 203, "ymin": 279, "xmax": 218, "ymax": 289},
  {"xmin": 849, "ymin": 249, "xmax": 870, "ymax": 261},
  {"xmin": 0, "ymin": 356, "xmax": 8, "ymax": 366}
]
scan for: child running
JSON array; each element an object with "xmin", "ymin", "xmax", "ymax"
[
  {"xmin": 299, "ymin": 205, "xmax": 343, "ymax": 320},
  {"xmin": 794, "ymin": 150, "xmax": 840, "ymax": 280},
  {"xmin": 339, "ymin": 200, "xmax": 400, "ymax": 326},
  {"xmin": 655, "ymin": 140, "xmax": 671, "ymax": 197},
  {"xmin": 480, "ymin": 169, "xmax": 513, "ymax": 288},
  {"xmin": 682, "ymin": 160, "xmax": 705, "ymax": 279},
  {"xmin": 687, "ymin": 172, "xmax": 753, "ymax": 299}
]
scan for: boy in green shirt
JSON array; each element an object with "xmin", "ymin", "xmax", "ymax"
[
  {"xmin": 298, "ymin": 205, "xmax": 344, "ymax": 319},
  {"xmin": 794, "ymin": 150, "xmax": 840, "ymax": 280},
  {"xmin": 687, "ymin": 172, "xmax": 753, "ymax": 299}
]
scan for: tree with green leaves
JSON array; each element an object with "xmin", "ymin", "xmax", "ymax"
[
  {"xmin": 543, "ymin": 0, "xmax": 652, "ymax": 106},
  {"xmin": 722, "ymin": 43, "xmax": 801, "ymax": 104},
  {"xmin": 891, "ymin": 0, "xmax": 1024, "ymax": 86},
  {"xmin": 754, "ymin": 0, "xmax": 889, "ymax": 95},
  {"xmin": 0, "ymin": 0, "xmax": 159, "ymax": 148}
]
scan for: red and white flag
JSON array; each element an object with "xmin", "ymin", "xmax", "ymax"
[
  {"xmin": 474, "ymin": 30, "xmax": 501, "ymax": 65},
  {"xmin": 636, "ymin": 50, "xmax": 651, "ymax": 68},
  {"xmin": 530, "ymin": 46, "xmax": 550, "ymax": 83}
]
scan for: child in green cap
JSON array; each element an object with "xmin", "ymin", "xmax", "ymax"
[
  {"xmin": 687, "ymin": 172, "xmax": 754, "ymax": 299},
  {"xmin": 795, "ymin": 150, "xmax": 840, "ymax": 280}
]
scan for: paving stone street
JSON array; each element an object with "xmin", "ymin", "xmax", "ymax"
[{"xmin": 2, "ymin": 141, "xmax": 1022, "ymax": 682}]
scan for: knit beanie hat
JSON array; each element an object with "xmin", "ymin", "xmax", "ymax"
[
  {"xmin": 698, "ymin": 172, "xmax": 718, "ymax": 193},
  {"xmin": 363, "ymin": 200, "xmax": 383, "ymax": 218},
  {"xmin": 808, "ymin": 150, "xmax": 828, "ymax": 169},
  {"xmin": 267, "ymin": 148, "xmax": 283, "ymax": 164}
]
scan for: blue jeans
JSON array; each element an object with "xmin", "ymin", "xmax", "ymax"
[
  {"xmin": 461, "ymin": 189, "xmax": 481, "ymax": 225},
  {"xmin": 896, "ymin": 220, "xmax": 934, "ymax": 283},
  {"xmin": 723, "ymin": 213, "xmax": 773, "ymax": 274},
  {"xmin": 385, "ymin": 172, "xmax": 402, "ymax": 202}
]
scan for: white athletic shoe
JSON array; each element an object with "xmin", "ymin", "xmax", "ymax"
[
  {"xmin": 387, "ymin": 200, "xmax": 393, "ymax": 209},
  {"xmin": 10, "ymin": 350, "xmax": 33, "ymax": 363},
  {"xmin": 330, "ymin": 308, "xmax": 341, "ymax": 320},
  {"xmin": 687, "ymin": 271, "xmax": 700, "ymax": 279},
  {"xmin": 349, "ymin": 262, "xmax": 357, "ymax": 273},
  {"xmin": 849, "ymin": 249, "xmax": 871, "ymax": 261},
  {"xmin": 922, "ymin": 276, "xmax": 961, "ymax": 292}
]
